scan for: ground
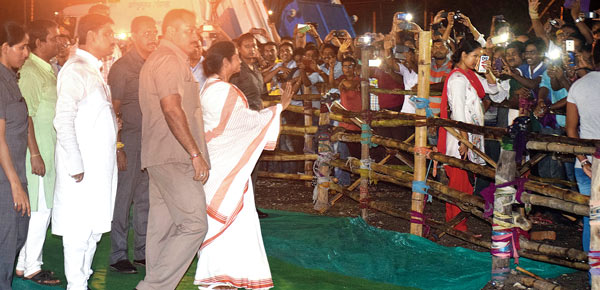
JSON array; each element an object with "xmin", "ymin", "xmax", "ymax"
[{"xmin": 254, "ymin": 178, "xmax": 590, "ymax": 290}]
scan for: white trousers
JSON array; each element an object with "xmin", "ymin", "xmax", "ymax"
[
  {"xmin": 63, "ymin": 230, "xmax": 102, "ymax": 290},
  {"xmin": 16, "ymin": 176, "xmax": 52, "ymax": 277}
]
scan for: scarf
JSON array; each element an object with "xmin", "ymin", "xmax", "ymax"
[{"xmin": 438, "ymin": 67, "xmax": 486, "ymax": 155}]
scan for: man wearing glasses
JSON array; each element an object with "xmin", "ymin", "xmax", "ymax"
[{"xmin": 107, "ymin": 16, "xmax": 158, "ymax": 275}]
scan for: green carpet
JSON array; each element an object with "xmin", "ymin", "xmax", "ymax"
[{"xmin": 11, "ymin": 209, "xmax": 574, "ymax": 290}]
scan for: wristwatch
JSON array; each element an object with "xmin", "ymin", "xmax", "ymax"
[{"xmin": 575, "ymin": 16, "xmax": 585, "ymax": 24}]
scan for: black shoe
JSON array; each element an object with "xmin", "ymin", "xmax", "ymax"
[
  {"xmin": 133, "ymin": 259, "xmax": 146, "ymax": 267},
  {"xmin": 257, "ymin": 208, "xmax": 269, "ymax": 218},
  {"xmin": 110, "ymin": 260, "xmax": 138, "ymax": 274}
]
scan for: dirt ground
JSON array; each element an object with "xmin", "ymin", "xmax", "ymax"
[{"xmin": 254, "ymin": 177, "xmax": 590, "ymax": 290}]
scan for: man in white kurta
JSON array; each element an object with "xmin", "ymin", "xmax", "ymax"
[{"xmin": 53, "ymin": 14, "xmax": 118, "ymax": 290}]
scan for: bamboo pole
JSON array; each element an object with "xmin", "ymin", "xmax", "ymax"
[
  {"xmin": 314, "ymin": 103, "xmax": 332, "ymax": 211},
  {"xmin": 280, "ymin": 125, "xmax": 317, "ymax": 135},
  {"xmin": 591, "ymin": 156, "xmax": 600, "ymax": 289},
  {"xmin": 444, "ymin": 126, "xmax": 497, "ymax": 168},
  {"xmin": 259, "ymin": 153, "xmax": 318, "ymax": 161},
  {"xmin": 303, "ymin": 97, "xmax": 314, "ymax": 187},
  {"xmin": 518, "ymin": 275, "xmax": 562, "ymax": 290},
  {"xmin": 527, "ymin": 140, "xmax": 597, "ymax": 155},
  {"xmin": 410, "ymin": 30, "xmax": 431, "ymax": 237},
  {"xmin": 263, "ymin": 94, "xmax": 322, "ymax": 101},
  {"xmin": 359, "ymin": 45, "xmax": 371, "ymax": 221},
  {"xmin": 518, "ymin": 153, "xmax": 546, "ymax": 176},
  {"xmin": 331, "ymin": 132, "xmax": 590, "ymax": 206},
  {"xmin": 369, "ymin": 87, "xmax": 442, "ymax": 96},
  {"xmin": 257, "ymin": 171, "xmax": 313, "ymax": 181},
  {"xmin": 491, "ymin": 150, "xmax": 517, "ymax": 287}
]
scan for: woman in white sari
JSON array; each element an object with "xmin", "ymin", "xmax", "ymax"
[{"xmin": 194, "ymin": 41, "xmax": 292, "ymax": 290}]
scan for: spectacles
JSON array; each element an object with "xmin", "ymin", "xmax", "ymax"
[{"xmin": 142, "ymin": 31, "xmax": 158, "ymax": 38}]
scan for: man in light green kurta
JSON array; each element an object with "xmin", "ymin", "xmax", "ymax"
[{"xmin": 14, "ymin": 20, "xmax": 61, "ymax": 285}]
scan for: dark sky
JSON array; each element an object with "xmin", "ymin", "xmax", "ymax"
[{"xmin": 2, "ymin": 0, "xmax": 597, "ymax": 37}]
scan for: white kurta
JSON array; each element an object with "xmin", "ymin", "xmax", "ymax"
[
  {"xmin": 445, "ymin": 71, "xmax": 498, "ymax": 165},
  {"xmin": 52, "ymin": 49, "xmax": 118, "ymax": 236}
]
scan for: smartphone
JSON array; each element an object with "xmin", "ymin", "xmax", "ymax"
[
  {"xmin": 333, "ymin": 30, "xmax": 345, "ymax": 38},
  {"xmin": 494, "ymin": 58, "xmax": 504, "ymax": 72},
  {"xmin": 201, "ymin": 24, "xmax": 214, "ymax": 32},
  {"xmin": 585, "ymin": 12, "xmax": 599, "ymax": 18},
  {"xmin": 478, "ymin": 55, "xmax": 489, "ymax": 73},
  {"xmin": 565, "ymin": 39, "xmax": 575, "ymax": 52},
  {"xmin": 396, "ymin": 13, "xmax": 412, "ymax": 21},
  {"xmin": 567, "ymin": 51, "xmax": 576, "ymax": 67},
  {"xmin": 297, "ymin": 24, "xmax": 311, "ymax": 33}
]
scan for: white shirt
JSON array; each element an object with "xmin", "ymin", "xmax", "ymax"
[
  {"xmin": 567, "ymin": 72, "xmax": 600, "ymax": 168},
  {"xmin": 396, "ymin": 63, "xmax": 419, "ymax": 114}
]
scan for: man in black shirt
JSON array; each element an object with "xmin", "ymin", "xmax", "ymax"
[{"xmin": 230, "ymin": 32, "xmax": 269, "ymax": 218}]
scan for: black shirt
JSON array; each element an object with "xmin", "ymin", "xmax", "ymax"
[{"xmin": 230, "ymin": 61, "xmax": 266, "ymax": 111}]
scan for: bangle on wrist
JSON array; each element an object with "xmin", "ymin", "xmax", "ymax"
[
  {"xmin": 116, "ymin": 141, "xmax": 125, "ymax": 149},
  {"xmin": 31, "ymin": 153, "xmax": 41, "ymax": 158},
  {"xmin": 190, "ymin": 152, "xmax": 201, "ymax": 160}
]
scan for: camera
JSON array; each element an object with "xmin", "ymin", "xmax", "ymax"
[
  {"xmin": 396, "ymin": 13, "xmax": 413, "ymax": 21},
  {"xmin": 333, "ymin": 30, "xmax": 345, "ymax": 38},
  {"xmin": 454, "ymin": 11, "xmax": 462, "ymax": 20},
  {"xmin": 357, "ymin": 34, "xmax": 373, "ymax": 46}
]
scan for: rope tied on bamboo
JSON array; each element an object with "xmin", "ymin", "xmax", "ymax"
[
  {"xmin": 409, "ymin": 210, "xmax": 431, "ymax": 237},
  {"xmin": 409, "ymin": 96, "xmax": 434, "ymax": 118},
  {"xmin": 312, "ymin": 152, "xmax": 335, "ymax": 203},
  {"xmin": 359, "ymin": 158, "xmax": 373, "ymax": 209},
  {"xmin": 588, "ymin": 251, "xmax": 600, "ymax": 276},
  {"xmin": 491, "ymin": 227, "xmax": 522, "ymax": 264},
  {"xmin": 360, "ymin": 124, "xmax": 378, "ymax": 148},
  {"xmin": 480, "ymin": 178, "xmax": 528, "ymax": 218},
  {"xmin": 411, "ymin": 180, "xmax": 432, "ymax": 202},
  {"xmin": 414, "ymin": 146, "xmax": 439, "ymax": 177}
]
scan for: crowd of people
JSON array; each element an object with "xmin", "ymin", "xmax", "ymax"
[{"xmin": 0, "ymin": 0, "xmax": 599, "ymax": 289}]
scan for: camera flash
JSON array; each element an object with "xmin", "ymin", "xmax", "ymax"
[
  {"xmin": 405, "ymin": 13, "xmax": 413, "ymax": 21},
  {"xmin": 368, "ymin": 59, "xmax": 382, "ymax": 67},
  {"xmin": 547, "ymin": 48, "xmax": 561, "ymax": 60},
  {"xmin": 268, "ymin": 10, "xmax": 273, "ymax": 15}
]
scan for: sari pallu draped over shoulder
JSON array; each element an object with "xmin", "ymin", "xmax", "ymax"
[
  {"xmin": 437, "ymin": 67, "xmax": 486, "ymax": 156},
  {"xmin": 194, "ymin": 77, "xmax": 281, "ymax": 290}
]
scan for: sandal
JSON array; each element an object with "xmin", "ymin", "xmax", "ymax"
[{"xmin": 24, "ymin": 270, "xmax": 61, "ymax": 286}]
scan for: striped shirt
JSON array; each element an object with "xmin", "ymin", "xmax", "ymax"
[{"xmin": 429, "ymin": 58, "xmax": 452, "ymax": 116}]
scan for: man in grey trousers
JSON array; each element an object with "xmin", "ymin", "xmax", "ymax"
[{"xmin": 107, "ymin": 16, "xmax": 158, "ymax": 274}]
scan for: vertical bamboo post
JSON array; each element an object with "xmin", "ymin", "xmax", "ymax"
[
  {"xmin": 591, "ymin": 156, "xmax": 600, "ymax": 289},
  {"xmin": 491, "ymin": 149, "xmax": 517, "ymax": 288},
  {"xmin": 313, "ymin": 100, "xmax": 332, "ymax": 211},
  {"xmin": 359, "ymin": 46, "xmax": 371, "ymax": 220},
  {"xmin": 303, "ymin": 92, "xmax": 314, "ymax": 187},
  {"xmin": 410, "ymin": 30, "xmax": 432, "ymax": 236}
]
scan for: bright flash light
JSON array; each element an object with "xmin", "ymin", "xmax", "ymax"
[
  {"xmin": 54, "ymin": 11, "xmax": 59, "ymax": 16},
  {"xmin": 368, "ymin": 59, "xmax": 382, "ymax": 67},
  {"xmin": 405, "ymin": 13, "xmax": 413, "ymax": 21},
  {"xmin": 268, "ymin": 10, "xmax": 273, "ymax": 15},
  {"xmin": 116, "ymin": 33, "xmax": 128, "ymax": 40},
  {"xmin": 547, "ymin": 48, "xmax": 561, "ymax": 60},
  {"xmin": 498, "ymin": 33, "xmax": 509, "ymax": 43}
]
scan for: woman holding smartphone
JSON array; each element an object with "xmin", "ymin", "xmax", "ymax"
[
  {"xmin": 0, "ymin": 21, "xmax": 31, "ymax": 289},
  {"xmin": 439, "ymin": 38, "xmax": 498, "ymax": 232}
]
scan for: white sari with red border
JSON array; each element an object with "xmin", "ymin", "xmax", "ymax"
[{"xmin": 194, "ymin": 77, "xmax": 280, "ymax": 289}]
